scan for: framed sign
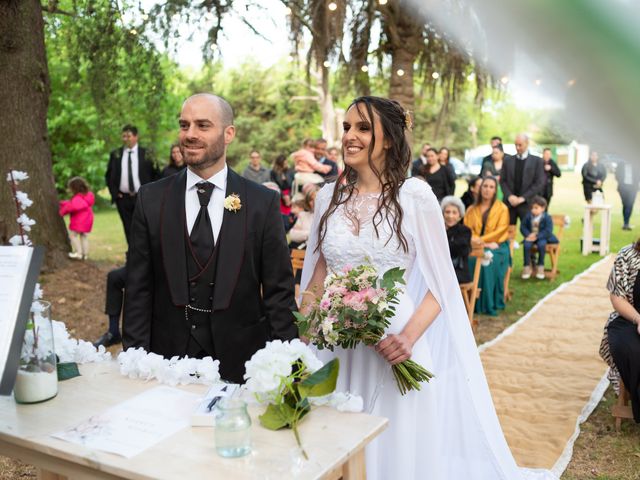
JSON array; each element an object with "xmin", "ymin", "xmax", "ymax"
[{"xmin": 0, "ymin": 246, "xmax": 44, "ymax": 395}]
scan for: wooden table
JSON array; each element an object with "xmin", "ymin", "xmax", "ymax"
[
  {"xmin": 0, "ymin": 362, "xmax": 387, "ymax": 479},
  {"xmin": 582, "ymin": 204, "xmax": 612, "ymax": 256}
]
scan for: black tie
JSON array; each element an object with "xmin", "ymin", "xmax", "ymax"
[
  {"xmin": 190, "ymin": 182, "xmax": 215, "ymax": 264},
  {"xmin": 127, "ymin": 150, "xmax": 135, "ymax": 194}
]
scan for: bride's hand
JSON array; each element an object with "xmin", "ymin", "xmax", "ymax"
[{"xmin": 374, "ymin": 333, "xmax": 413, "ymax": 365}]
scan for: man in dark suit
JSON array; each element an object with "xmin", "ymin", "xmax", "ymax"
[
  {"xmin": 105, "ymin": 125, "xmax": 158, "ymax": 243},
  {"xmin": 541, "ymin": 148, "xmax": 561, "ymax": 208},
  {"xmin": 123, "ymin": 94, "xmax": 298, "ymax": 384},
  {"xmin": 410, "ymin": 142, "xmax": 431, "ymax": 177},
  {"xmin": 615, "ymin": 158, "xmax": 639, "ymax": 230},
  {"xmin": 500, "ymin": 134, "xmax": 546, "ymax": 225},
  {"xmin": 314, "ymin": 138, "xmax": 339, "ymax": 180}
]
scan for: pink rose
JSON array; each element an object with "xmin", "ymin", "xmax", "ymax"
[{"xmin": 319, "ymin": 298, "xmax": 331, "ymax": 311}]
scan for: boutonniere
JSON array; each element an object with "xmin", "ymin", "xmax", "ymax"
[{"xmin": 224, "ymin": 193, "xmax": 242, "ymax": 213}]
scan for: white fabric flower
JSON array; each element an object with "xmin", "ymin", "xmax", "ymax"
[
  {"xmin": 17, "ymin": 213, "xmax": 36, "ymax": 232},
  {"xmin": 9, "ymin": 234, "xmax": 31, "ymax": 246},
  {"xmin": 15, "ymin": 191, "xmax": 33, "ymax": 209},
  {"xmin": 32, "ymin": 283, "xmax": 43, "ymax": 301},
  {"xmin": 7, "ymin": 170, "xmax": 28, "ymax": 182}
]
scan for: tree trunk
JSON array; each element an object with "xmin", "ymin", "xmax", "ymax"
[
  {"xmin": 0, "ymin": 0, "xmax": 69, "ymax": 268},
  {"xmin": 316, "ymin": 65, "xmax": 339, "ymax": 146},
  {"xmin": 389, "ymin": 46, "xmax": 418, "ymax": 115}
]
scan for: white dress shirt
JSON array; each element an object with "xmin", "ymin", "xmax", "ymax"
[
  {"xmin": 185, "ymin": 165, "xmax": 227, "ymax": 241},
  {"xmin": 516, "ymin": 151, "xmax": 529, "ymax": 160},
  {"xmin": 119, "ymin": 144, "xmax": 141, "ymax": 194}
]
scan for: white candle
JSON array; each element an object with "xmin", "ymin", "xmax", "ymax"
[{"xmin": 14, "ymin": 369, "xmax": 58, "ymax": 403}]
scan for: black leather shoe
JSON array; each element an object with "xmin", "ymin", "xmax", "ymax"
[{"xmin": 93, "ymin": 332, "xmax": 122, "ymax": 348}]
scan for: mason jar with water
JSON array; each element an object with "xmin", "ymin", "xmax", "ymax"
[{"xmin": 214, "ymin": 397, "xmax": 252, "ymax": 458}]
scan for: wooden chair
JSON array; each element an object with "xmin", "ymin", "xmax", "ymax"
[
  {"xmin": 503, "ymin": 225, "xmax": 517, "ymax": 302},
  {"xmin": 291, "ymin": 249, "xmax": 306, "ymax": 280},
  {"xmin": 612, "ymin": 379, "xmax": 634, "ymax": 431},
  {"xmin": 528, "ymin": 214, "xmax": 565, "ymax": 280},
  {"xmin": 459, "ymin": 243, "xmax": 484, "ymax": 331}
]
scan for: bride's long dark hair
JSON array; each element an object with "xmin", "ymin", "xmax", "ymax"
[{"xmin": 316, "ymin": 96, "xmax": 412, "ymax": 252}]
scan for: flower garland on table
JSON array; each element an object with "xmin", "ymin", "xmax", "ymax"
[{"xmin": 117, "ymin": 348, "xmax": 221, "ymax": 386}]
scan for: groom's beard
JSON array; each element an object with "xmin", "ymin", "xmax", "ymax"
[{"xmin": 182, "ymin": 134, "xmax": 226, "ymax": 171}]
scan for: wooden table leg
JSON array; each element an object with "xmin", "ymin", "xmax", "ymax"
[
  {"xmin": 582, "ymin": 207, "xmax": 592, "ymax": 255},
  {"xmin": 342, "ymin": 447, "xmax": 366, "ymax": 480}
]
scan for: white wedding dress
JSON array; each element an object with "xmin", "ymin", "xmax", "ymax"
[{"xmin": 300, "ymin": 178, "xmax": 556, "ymax": 480}]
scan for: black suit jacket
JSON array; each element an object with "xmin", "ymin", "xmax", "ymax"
[
  {"xmin": 122, "ymin": 168, "xmax": 298, "ymax": 383},
  {"xmin": 105, "ymin": 146, "xmax": 158, "ymax": 203},
  {"xmin": 411, "ymin": 158, "xmax": 425, "ymax": 177},
  {"xmin": 500, "ymin": 153, "xmax": 545, "ymax": 203}
]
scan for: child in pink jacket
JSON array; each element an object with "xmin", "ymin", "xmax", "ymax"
[{"xmin": 59, "ymin": 176, "xmax": 95, "ymax": 260}]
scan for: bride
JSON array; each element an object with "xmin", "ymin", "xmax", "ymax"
[{"xmin": 300, "ymin": 96, "xmax": 555, "ymax": 479}]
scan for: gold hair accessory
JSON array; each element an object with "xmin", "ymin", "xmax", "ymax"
[{"xmin": 404, "ymin": 110, "xmax": 413, "ymax": 131}]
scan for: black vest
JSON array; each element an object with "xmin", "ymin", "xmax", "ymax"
[{"xmin": 184, "ymin": 229, "xmax": 219, "ymax": 357}]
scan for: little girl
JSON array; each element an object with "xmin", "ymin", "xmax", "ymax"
[{"xmin": 59, "ymin": 176, "xmax": 95, "ymax": 260}]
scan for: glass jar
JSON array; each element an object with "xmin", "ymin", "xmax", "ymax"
[
  {"xmin": 214, "ymin": 397, "xmax": 252, "ymax": 458},
  {"xmin": 14, "ymin": 301, "xmax": 58, "ymax": 404}
]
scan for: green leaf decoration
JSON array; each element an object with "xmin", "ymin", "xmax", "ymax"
[
  {"xmin": 298, "ymin": 358, "xmax": 339, "ymax": 400},
  {"xmin": 57, "ymin": 362, "xmax": 80, "ymax": 381},
  {"xmin": 259, "ymin": 402, "xmax": 296, "ymax": 430}
]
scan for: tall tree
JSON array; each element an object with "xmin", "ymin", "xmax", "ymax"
[{"xmin": 0, "ymin": 0, "xmax": 69, "ymax": 266}]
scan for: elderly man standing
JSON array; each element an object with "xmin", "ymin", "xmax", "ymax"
[
  {"xmin": 123, "ymin": 94, "xmax": 298, "ymax": 383},
  {"xmin": 500, "ymin": 134, "xmax": 546, "ymax": 225}
]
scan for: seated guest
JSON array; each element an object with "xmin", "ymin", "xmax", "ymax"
[
  {"xmin": 520, "ymin": 196, "xmax": 559, "ymax": 280},
  {"xmin": 93, "ymin": 265, "xmax": 127, "ymax": 347},
  {"xmin": 288, "ymin": 189, "xmax": 316, "ymax": 250},
  {"xmin": 292, "ymin": 139, "xmax": 331, "ymax": 192},
  {"xmin": 441, "ymin": 196, "xmax": 472, "ymax": 284},
  {"xmin": 161, "ymin": 144, "xmax": 185, "ymax": 178},
  {"xmin": 314, "ymin": 138, "xmax": 339, "ymax": 180},
  {"xmin": 461, "ymin": 175, "xmax": 482, "ymax": 209},
  {"xmin": 599, "ymin": 239, "xmax": 640, "ymax": 423},
  {"xmin": 419, "ymin": 148, "xmax": 449, "ymax": 201},
  {"xmin": 464, "ymin": 177, "xmax": 510, "ymax": 316}
]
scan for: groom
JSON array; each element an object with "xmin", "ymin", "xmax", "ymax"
[{"xmin": 123, "ymin": 94, "xmax": 298, "ymax": 383}]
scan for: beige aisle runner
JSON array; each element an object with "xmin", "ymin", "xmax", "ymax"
[{"xmin": 479, "ymin": 256, "xmax": 614, "ymax": 474}]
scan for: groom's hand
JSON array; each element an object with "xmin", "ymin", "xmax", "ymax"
[{"xmin": 375, "ymin": 334, "xmax": 413, "ymax": 365}]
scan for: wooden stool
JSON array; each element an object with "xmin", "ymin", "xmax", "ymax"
[
  {"xmin": 612, "ymin": 379, "xmax": 634, "ymax": 431},
  {"xmin": 503, "ymin": 225, "xmax": 517, "ymax": 302},
  {"xmin": 459, "ymin": 244, "xmax": 484, "ymax": 331},
  {"xmin": 529, "ymin": 214, "xmax": 565, "ymax": 280}
]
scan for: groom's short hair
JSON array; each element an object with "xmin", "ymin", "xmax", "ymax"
[{"xmin": 184, "ymin": 93, "xmax": 234, "ymax": 127}]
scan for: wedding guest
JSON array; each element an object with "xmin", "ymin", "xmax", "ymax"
[
  {"xmin": 292, "ymin": 138, "xmax": 331, "ymax": 192},
  {"xmin": 93, "ymin": 265, "xmax": 126, "ymax": 348},
  {"xmin": 315, "ymin": 138, "xmax": 339, "ymax": 179},
  {"xmin": 441, "ymin": 196, "xmax": 472, "ymax": 284},
  {"xmin": 464, "ymin": 176, "xmax": 510, "ymax": 315},
  {"xmin": 482, "ymin": 136, "xmax": 503, "ymax": 165},
  {"xmin": 481, "ymin": 144, "xmax": 505, "ymax": 200},
  {"xmin": 599, "ymin": 239, "xmax": 640, "ymax": 423},
  {"xmin": 289, "ymin": 189, "xmax": 317, "ymax": 250},
  {"xmin": 581, "ymin": 151, "xmax": 607, "ymax": 203},
  {"xmin": 242, "ymin": 150, "xmax": 271, "ymax": 184},
  {"xmin": 270, "ymin": 154, "xmax": 295, "ymax": 228},
  {"xmin": 419, "ymin": 148, "xmax": 450, "ymax": 201},
  {"xmin": 615, "ymin": 158, "xmax": 638, "ymax": 230},
  {"xmin": 410, "ymin": 142, "xmax": 431, "ymax": 177},
  {"xmin": 520, "ymin": 196, "xmax": 559, "ymax": 280},
  {"xmin": 541, "ymin": 148, "xmax": 561, "ymax": 208},
  {"xmin": 105, "ymin": 124, "xmax": 158, "ymax": 243},
  {"xmin": 461, "ymin": 175, "xmax": 482, "ymax": 209},
  {"xmin": 500, "ymin": 133, "xmax": 545, "ymax": 225},
  {"xmin": 59, "ymin": 176, "xmax": 95, "ymax": 260},
  {"xmin": 161, "ymin": 144, "xmax": 186, "ymax": 178},
  {"xmin": 438, "ymin": 147, "xmax": 457, "ymax": 196}
]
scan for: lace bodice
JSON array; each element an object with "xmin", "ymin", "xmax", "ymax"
[{"xmin": 321, "ymin": 192, "xmax": 416, "ymax": 278}]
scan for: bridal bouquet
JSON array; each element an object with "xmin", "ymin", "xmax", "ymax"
[{"xmin": 294, "ymin": 264, "xmax": 434, "ymax": 395}]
